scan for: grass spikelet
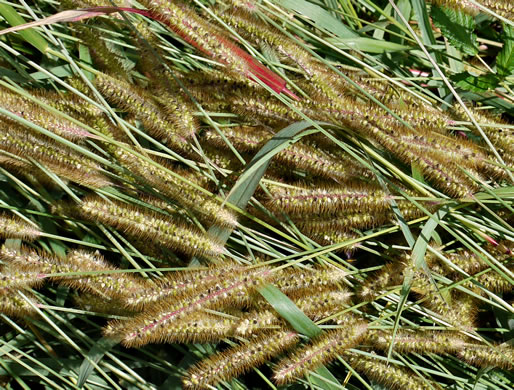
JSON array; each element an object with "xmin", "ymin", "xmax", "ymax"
[
  {"xmin": 60, "ymin": 250, "xmax": 152, "ymax": 302},
  {"xmin": 203, "ymin": 126, "xmax": 362, "ymax": 181},
  {"xmin": 266, "ymin": 181, "xmax": 436, "ymax": 219},
  {"xmin": 451, "ymin": 104, "xmax": 514, "ymax": 168},
  {"xmin": 219, "ymin": 8, "xmax": 345, "ymax": 102},
  {"xmin": 30, "ymin": 88, "xmax": 103, "ymax": 119},
  {"xmin": 273, "ymin": 265, "xmax": 348, "ymax": 293},
  {"xmin": 357, "ymin": 122, "xmax": 478, "ymax": 197},
  {"xmin": 433, "ymin": 0, "xmax": 513, "ymax": 19},
  {"xmin": 139, "ymin": 0, "xmax": 292, "ymax": 95},
  {"xmin": 419, "ymin": 288, "xmax": 477, "ymax": 331},
  {"xmin": 94, "ymin": 73, "xmax": 194, "ymax": 154},
  {"xmin": 294, "ymin": 290, "xmax": 353, "ymax": 321},
  {"xmin": 114, "ymin": 148, "xmax": 238, "ymax": 228},
  {"xmin": 153, "ymin": 90, "xmax": 199, "ymax": 139},
  {"xmin": 123, "ymin": 264, "xmax": 244, "ymax": 309},
  {"xmin": 0, "ymin": 289, "xmax": 39, "ymax": 318},
  {"xmin": 183, "ymin": 331, "xmax": 299, "ymax": 389},
  {"xmin": 475, "ymin": 268, "xmax": 514, "ymax": 293},
  {"xmin": 235, "ymin": 289, "xmax": 353, "ymax": 336},
  {"xmin": 105, "ymin": 267, "xmax": 272, "ymax": 347},
  {"xmin": 360, "ymin": 261, "xmax": 407, "ymax": 301},
  {"xmin": 396, "ymin": 130, "xmax": 487, "ymax": 172},
  {"xmin": 0, "ymin": 215, "xmax": 40, "ymax": 241},
  {"xmin": 0, "ymin": 87, "xmax": 92, "ymax": 141},
  {"xmin": 76, "ymin": 26, "xmax": 128, "ymax": 76},
  {"xmin": 367, "ymin": 330, "xmax": 467, "ymax": 355},
  {"xmin": 76, "ymin": 196, "xmax": 223, "ymax": 258},
  {"xmin": 457, "ymin": 343, "xmax": 514, "ymax": 369},
  {"xmin": 200, "ymin": 142, "xmax": 246, "ymax": 171},
  {"xmin": 1, "ymin": 246, "xmax": 152, "ymax": 303},
  {"xmin": 234, "ymin": 310, "xmax": 283, "ymax": 336},
  {"xmin": 345, "ymin": 353, "xmax": 435, "ymax": 390},
  {"xmin": 297, "ymin": 214, "xmax": 388, "ymax": 235},
  {"xmin": 307, "ymin": 230, "xmax": 361, "ymax": 250},
  {"xmin": 0, "ymin": 124, "xmax": 110, "ymax": 188},
  {"xmin": 73, "ymin": 292, "xmax": 136, "ymax": 316},
  {"xmin": 266, "ymin": 182, "xmax": 391, "ymax": 217},
  {"xmin": 0, "ymin": 267, "xmax": 46, "ymax": 290},
  {"xmin": 117, "ymin": 311, "xmax": 236, "ymax": 344},
  {"xmin": 228, "ymin": 88, "xmax": 302, "ymax": 124},
  {"xmin": 0, "ymin": 245, "xmax": 63, "ymax": 275},
  {"xmin": 273, "ymin": 322, "xmax": 368, "ymax": 384},
  {"xmin": 428, "ymin": 246, "xmax": 493, "ymax": 274},
  {"xmin": 431, "ymin": 1, "xmax": 480, "ymax": 15}
]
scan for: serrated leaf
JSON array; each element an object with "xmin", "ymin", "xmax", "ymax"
[
  {"xmin": 452, "ymin": 72, "xmax": 499, "ymax": 92},
  {"xmin": 431, "ymin": 6, "xmax": 478, "ymax": 56},
  {"xmin": 497, "ymin": 24, "xmax": 514, "ymax": 77}
]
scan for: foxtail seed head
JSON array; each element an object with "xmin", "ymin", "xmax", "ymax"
[
  {"xmin": 273, "ymin": 265, "xmax": 348, "ymax": 293},
  {"xmin": 457, "ymin": 343, "xmax": 514, "ymax": 370},
  {"xmin": 105, "ymin": 267, "xmax": 272, "ymax": 347},
  {"xmin": 273, "ymin": 322, "xmax": 368, "ymax": 384},
  {"xmin": 0, "ymin": 289, "xmax": 40, "ymax": 318},
  {"xmin": 367, "ymin": 329, "xmax": 467, "ymax": 354},
  {"xmin": 76, "ymin": 196, "xmax": 224, "ymax": 258},
  {"xmin": 114, "ymin": 148, "xmax": 238, "ymax": 228},
  {"xmin": 0, "ymin": 214, "xmax": 40, "ymax": 241},
  {"xmin": 345, "ymin": 353, "xmax": 435, "ymax": 390},
  {"xmin": 183, "ymin": 330, "xmax": 299, "ymax": 389}
]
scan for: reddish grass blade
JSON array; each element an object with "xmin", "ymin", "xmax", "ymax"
[{"xmin": 0, "ymin": 6, "xmax": 298, "ymax": 100}]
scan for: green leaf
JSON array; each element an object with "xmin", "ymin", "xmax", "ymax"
[
  {"xmin": 259, "ymin": 284, "xmax": 321, "ymax": 338},
  {"xmin": 310, "ymin": 366, "xmax": 344, "ymax": 390},
  {"xmin": 225, "ymin": 121, "xmax": 319, "ymax": 206},
  {"xmin": 431, "ymin": 6, "xmax": 478, "ymax": 56},
  {"xmin": 411, "ymin": 205, "xmax": 450, "ymax": 270},
  {"xmin": 387, "ymin": 269, "xmax": 413, "ymax": 360},
  {"xmin": 459, "ymin": 90, "xmax": 514, "ymax": 115},
  {"xmin": 277, "ymin": 0, "xmax": 358, "ymax": 38},
  {"xmin": 258, "ymin": 285, "xmax": 344, "ymax": 390},
  {"xmin": 497, "ymin": 24, "xmax": 514, "ymax": 77},
  {"xmin": 190, "ymin": 120, "xmax": 318, "ymax": 263},
  {"xmin": 326, "ymin": 37, "xmax": 410, "ymax": 53},
  {"xmin": 411, "ymin": 162, "xmax": 425, "ymax": 184},
  {"xmin": 411, "ymin": 0, "xmax": 436, "ymax": 46},
  {"xmin": 387, "ymin": 205, "xmax": 450, "ymax": 359},
  {"xmin": 77, "ymin": 337, "xmax": 119, "ymax": 388},
  {"xmin": 0, "ymin": 4, "xmax": 48, "ymax": 54},
  {"xmin": 451, "ymin": 72, "xmax": 499, "ymax": 92}
]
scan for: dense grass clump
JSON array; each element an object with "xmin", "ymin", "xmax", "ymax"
[{"xmin": 0, "ymin": 1, "xmax": 512, "ymax": 389}]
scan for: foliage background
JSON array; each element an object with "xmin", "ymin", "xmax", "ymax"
[{"xmin": 0, "ymin": 0, "xmax": 512, "ymax": 389}]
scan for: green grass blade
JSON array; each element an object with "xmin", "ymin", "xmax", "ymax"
[
  {"xmin": 225, "ymin": 120, "xmax": 319, "ymax": 205},
  {"xmin": 0, "ymin": 3, "xmax": 48, "ymax": 53},
  {"xmin": 77, "ymin": 337, "xmax": 120, "ymax": 389},
  {"xmin": 259, "ymin": 284, "xmax": 343, "ymax": 389},
  {"xmin": 277, "ymin": 0, "xmax": 358, "ymax": 38},
  {"xmin": 259, "ymin": 284, "xmax": 321, "ymax": 337}
]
